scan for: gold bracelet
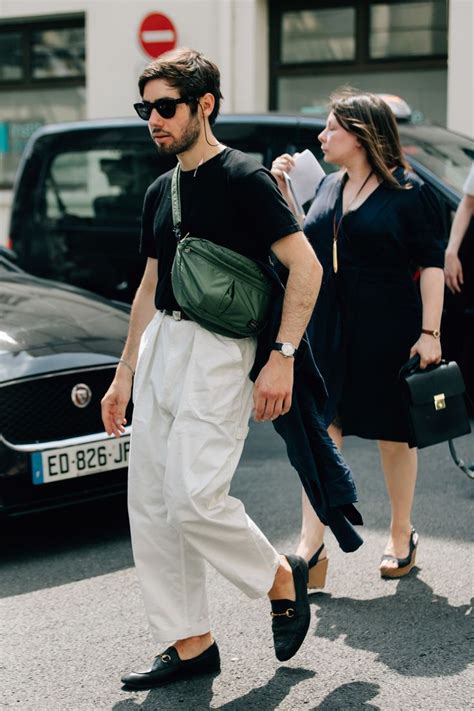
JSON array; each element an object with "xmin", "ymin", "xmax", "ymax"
[{"xmin": 118, "ymin": 358, "xmax": 135, "ymax": 376}]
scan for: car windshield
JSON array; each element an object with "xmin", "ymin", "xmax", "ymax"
[{"xmin": 399, "ymin": 125, "xmax": 474, "ymax": 194}]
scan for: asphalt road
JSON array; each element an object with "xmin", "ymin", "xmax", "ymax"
[{"xmin": 1, "ymin": 423, "xmax": 472, "ymax": 711}]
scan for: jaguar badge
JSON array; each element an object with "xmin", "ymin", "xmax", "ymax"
[{"xmin": 71, "ymin": 383, "xmax": 92, "ymax": 408}]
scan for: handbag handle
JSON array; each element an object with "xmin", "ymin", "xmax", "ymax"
[{"xmin": 399, "ymin": 354, "xmax": 448, "ymax": 380}]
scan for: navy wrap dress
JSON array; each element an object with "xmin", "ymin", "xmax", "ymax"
[{"xmin": 304, "ymin": 167, "xmax": 445, "ymax": 442}]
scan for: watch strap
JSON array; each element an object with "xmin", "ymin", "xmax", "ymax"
[
  {"xmin": 273, "ymin": 342, "xmax": 298, "ymax": 357},
  {"xmin": 422, "ymin": 328, "xmax": 441, "ymax": 338}
]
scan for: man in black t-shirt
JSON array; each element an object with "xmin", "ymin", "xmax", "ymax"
[{"xmin": 101, "ymin": 48, "xmax": 322, "ymax": 689}]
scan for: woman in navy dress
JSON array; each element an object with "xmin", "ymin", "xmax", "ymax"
[{"xmin": 272, "ymin": 91, "xmax": 445, "ymax": 582}]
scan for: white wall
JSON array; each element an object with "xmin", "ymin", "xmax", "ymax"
[
  {"xmin": 87, "ymin": 0, "xmax": 267, "ymax": 117},
  {"xmin": 87, "ymin": 0, "xmax": 223, "ymax": 118},
  {"xmin": 229, "ymin": 0, "xmax": 268, "ymax": 112},
  {"xmin": 0, "ymin": 0, "xmax": 84, "ymax": 15},
  {"xmin": 447, "ymin": 0, "xmax": 474, "ymax": 138}
]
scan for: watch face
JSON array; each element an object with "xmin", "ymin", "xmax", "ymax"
[{"xmin": 281, "ymin": 343, "xmax": 295, "ymax": 357}]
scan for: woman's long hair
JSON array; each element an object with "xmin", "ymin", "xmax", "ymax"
[{"xmin": 329, "ymin": 89, "xmax": 410, "ymax": 189}]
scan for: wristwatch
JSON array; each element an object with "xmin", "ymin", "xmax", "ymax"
[
  {"xmin": 422, "ymin": 328, "xmax": 441, "ymax": 339},
  {"xmin": 273, "ymin": 342, "xmax": 298, "ymax": 358}
]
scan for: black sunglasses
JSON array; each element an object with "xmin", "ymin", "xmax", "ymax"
[{"xmin": 133, "ymin": 97, "xmax": 195, "ymax": 121}]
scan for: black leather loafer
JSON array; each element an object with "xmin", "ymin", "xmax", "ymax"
[
  {"xmin": 121, "ymin": 641, "xmax": 221, "ymax": 689},
  {"xmin": 271, "ymin": 554, "xmax": 310, "ymax": 662}
]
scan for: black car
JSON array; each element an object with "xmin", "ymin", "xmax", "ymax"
[
  {"xmin": 0, "ymin": 250, "xmax": 131, "ymax": 516},
  {"xmin": 7, "ymin": 111, "xmax": 474, "ymax": 399}
]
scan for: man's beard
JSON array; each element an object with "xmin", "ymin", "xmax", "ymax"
[{"xmin": 152, "ymin": 114, "xmax": 201, "ymax": 156}]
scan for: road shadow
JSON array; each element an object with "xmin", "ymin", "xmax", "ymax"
[
  {"xmin": 113, "ymin": 667, "xmax": 315, "ymax": 711},
  {"xmin": 0, "ymin": 496, "xmax": 133, "ymax": 597},
  {"xmin": 312, "ymin": 681, "xmax": 381, "ymax": 710},
  {"xmin": 311, "ymin": 571, "xmax": 472, "ymax": 677}
]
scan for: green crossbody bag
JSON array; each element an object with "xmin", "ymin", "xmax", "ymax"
[{"xmin": 170, "ymin": 164, "xmax": 273, "ymax": 339}]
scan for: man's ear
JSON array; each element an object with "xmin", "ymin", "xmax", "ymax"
[{"xmin": 198, "ymin": 92, "xmax": 215, "ymax": 120}]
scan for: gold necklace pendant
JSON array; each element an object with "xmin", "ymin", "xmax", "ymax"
[{"xmin": 332, "ymin": 237, "xmax": 338, "ymax": 273}]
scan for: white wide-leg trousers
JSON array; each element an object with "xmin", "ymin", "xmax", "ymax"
[{"xmin": 128, "ymin": 312, "xmax": 280, "ymax": 643}]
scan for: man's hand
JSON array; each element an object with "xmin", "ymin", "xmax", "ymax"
[
  {"xmin": 409, "ymin": 334, "xmax": 442, "ymax": 369},
  {"xmin": 444, "ymin": 250, "xmax": 464, "ymax": 294},
  {"xmin": 253, "ymin": 351, "xmax": 294, "ymax": 421},
  {"xmin": 101, "ymin": 371, "xmax": 133, "ymax": 437}
]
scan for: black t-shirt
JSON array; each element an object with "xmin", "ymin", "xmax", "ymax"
[{"xmin": 140, "ymin": 147, "xmax": 301, "ymax": 310}]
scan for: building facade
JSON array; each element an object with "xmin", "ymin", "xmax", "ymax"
[{"xmin": 0, "ymin": 0, "xmax": 472, "ymax": 238}]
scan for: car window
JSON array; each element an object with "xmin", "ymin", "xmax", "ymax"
[
  {"xmin": 214, "ymin": 121, "xmax": 337, "ymax": 182},
  {"xmin": 215, "ymin": 121, "xmax": 317, "ymax": 167},
  {"xmin": 11, "ymin": 129, "xmax": 174, "ymax": 302},
  {"xmin": 399, "ymin": 126, "xmax": 474, "ymax": 194},
  {"xmin": 44, "ymin": 147, "xmax": 162, "ymax": 223}
]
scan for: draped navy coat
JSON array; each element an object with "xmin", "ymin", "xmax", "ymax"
[{"xmin": 251, "ymin": 265, "xmax": 363, "ymax": 553}]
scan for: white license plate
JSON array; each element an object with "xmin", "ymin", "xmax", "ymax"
[{"xmin": 31, "ymin": 436, "xmax": 130, "ymax": 485}]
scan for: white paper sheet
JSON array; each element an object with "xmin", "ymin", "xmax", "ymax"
[{"xmin": 284, "ymin": 149, "xmax": 326, "ymax": 212}]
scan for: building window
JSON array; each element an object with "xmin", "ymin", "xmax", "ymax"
[
  {"xmin": 270, "ymin": 0, "xmax": 448, "ymax": 123},
  {"xmin": 370, "ymin": 1, "xmax": 448, "ymax": 59},
  {"xmin": 0, "ymin": 32, "xmax": 23, "ymax": 80},
  {"xmin": 281, "ymin": 8, "xmax": 356, "ymax": 64},
  {"xmin": 0, "ymin": 15, "xmax": 85, "ymax": 188},
  {"xmin": 32, "ymin": 27, "xmax": 85, "ymax": 79},
  {"xmin": 0, "ymin": 14, "xmax": 85, "ymax": 88}
]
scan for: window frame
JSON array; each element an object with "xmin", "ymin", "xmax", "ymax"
[
  {"xmin": 0, "ymin": 13, "xmax": 85, "ymax": 90},
  {"xmin": 269, "ymin": 0, "xmax": 448, "ymax": 109}
]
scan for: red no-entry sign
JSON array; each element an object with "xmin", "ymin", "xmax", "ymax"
[{"xmin": 139, "ymin": 13, "xmax": 177, "ymax": 59}]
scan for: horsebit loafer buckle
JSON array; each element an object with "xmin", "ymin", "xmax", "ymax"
[{"xmin": 271, "ymin": 607, "xmax": 295, "ymax": 618}]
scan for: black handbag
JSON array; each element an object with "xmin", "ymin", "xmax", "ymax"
[{"xmin": 400, "ymin": 356, "xmax": 471, "ymax": 450}]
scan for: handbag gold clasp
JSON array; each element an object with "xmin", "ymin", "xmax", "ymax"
[{"xmin": 434, "ymin": 393, "xmax": 446, "ymax": 410}]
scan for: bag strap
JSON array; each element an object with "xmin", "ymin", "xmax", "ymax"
[
  {"xmin": 449, "ymin": 387, "xmax": 474, "ymax": 480},
  {"xmin": 171, "ymin": 164, "xmax": 182, "ymax": 239},
  {"xmin": 449, "ymin": 440, "xmax": 474, "ymax": 480}
]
